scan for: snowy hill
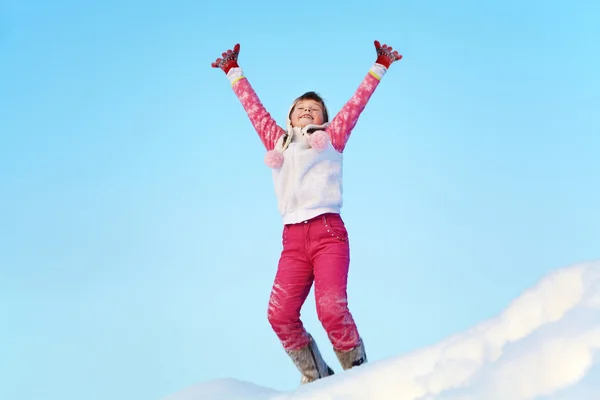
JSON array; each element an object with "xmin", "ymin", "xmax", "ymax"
[{"xmin": 163, "ymin": 260, "xmax": 600, "ymax": 400}]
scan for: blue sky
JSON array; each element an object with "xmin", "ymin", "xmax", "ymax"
[{"xmin": 1, "ymin": 1, "xmax": 598, "ymax": 399}]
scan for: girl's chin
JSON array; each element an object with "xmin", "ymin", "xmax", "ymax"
[{"xmin": 298, "ymin": 118, "xmax": 313, "ymax": 127}]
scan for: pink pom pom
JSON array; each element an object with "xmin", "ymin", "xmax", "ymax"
[
  {"xmin": 264, "ymin": 150, "xmax": 284, "ymax": 169},
  {"xmin": 308, "ymin": 130, "xmax": 329, "ymax": 152}
]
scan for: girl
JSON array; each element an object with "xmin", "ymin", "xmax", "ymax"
[{"xmin": 211, "ymin": 40, "xmax": 402, "ymax": 384}]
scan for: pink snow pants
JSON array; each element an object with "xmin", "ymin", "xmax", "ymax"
[{"xmin": 267, "ymin": 213, "xmax": 361, "ymax": 352}]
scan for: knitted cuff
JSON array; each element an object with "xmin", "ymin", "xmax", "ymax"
[
  {"xmin": 226, "ymin": 67, "xmax": 244, "ymax": 85},
  {"xmin": 369, "ymin": 63, "xmax": 388, "ymax": 81}
]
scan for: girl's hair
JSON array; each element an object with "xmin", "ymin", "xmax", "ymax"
[{"xmin": 289, "ymin": 91, "xmax": 329, "ymax": 123}]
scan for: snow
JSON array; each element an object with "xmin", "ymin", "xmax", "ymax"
[{"xmin": 163, "ymin": 260, "xmax": 600, "ymax": 400}]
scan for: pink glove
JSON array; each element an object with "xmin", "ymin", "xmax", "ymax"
[
  {"xmin": 211, "ymin": 43, "xmax": 240, "ymax": 74},
  {"xmin": 374, "ymin": 40, "xmax": 402, "ymax": 68}
]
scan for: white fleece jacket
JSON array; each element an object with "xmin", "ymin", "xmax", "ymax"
[{"xmin": 271, "ymin": 122, "xmax": 343, "ymax": 224}]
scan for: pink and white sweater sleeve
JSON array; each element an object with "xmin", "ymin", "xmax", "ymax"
[
  {"xmin": 327, "ymin": 64, "xmax": 388, "ymax": 153},
  {"xmin": 226, "ymin": 68, "xmax": 285, "ymax": 151}
]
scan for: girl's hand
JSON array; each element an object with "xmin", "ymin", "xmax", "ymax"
[
  {"xmin": 374, "ymin": 41, "xmax": 402, "ymax": 68},
  {"xmin": 211, "ymin": 43, "xmax": 240, "ymax": 74}
]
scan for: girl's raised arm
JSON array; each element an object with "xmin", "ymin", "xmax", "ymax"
[
  {"xmin": 326, "ymin": 41, "xmax": 402, "ymax": 153},
  {"xmin": 211, "ymin": 44, "xmax": 285, "ymax": 151}
]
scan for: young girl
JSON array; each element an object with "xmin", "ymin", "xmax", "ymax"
[{"xmin": 211, "ymin": 40, "xmax": 402, "ymax": 384}]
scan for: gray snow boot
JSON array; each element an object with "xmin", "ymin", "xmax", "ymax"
[
  {"xmin": 286, "ymin": 334, "xmax": 335, "ymax": 384},
  {"xmin": 334, "ymin": 339, "xmax": 368, "ymax": 370}
]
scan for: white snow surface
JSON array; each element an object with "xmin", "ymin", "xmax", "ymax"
[{"xmin": 163, "ymin": 259, "xmax": 600, "ymax": 400}]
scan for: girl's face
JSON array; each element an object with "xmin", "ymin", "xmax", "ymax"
[{"xmin": 290, "ymin": 99, "xmax": 325, "ymax": 128}]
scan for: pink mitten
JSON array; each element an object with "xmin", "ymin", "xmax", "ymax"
[
  {"xmin": 374, "ymin": 40, "xmax": 402, "ymax": 68},
  {"xmin": 211, "ymin": 44, "xmax": 241, "ymax": 74}
]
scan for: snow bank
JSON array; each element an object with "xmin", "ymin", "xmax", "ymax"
[{"xmin": 164, "ymin": 259, "xmax": 600, "ymax": 400}]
